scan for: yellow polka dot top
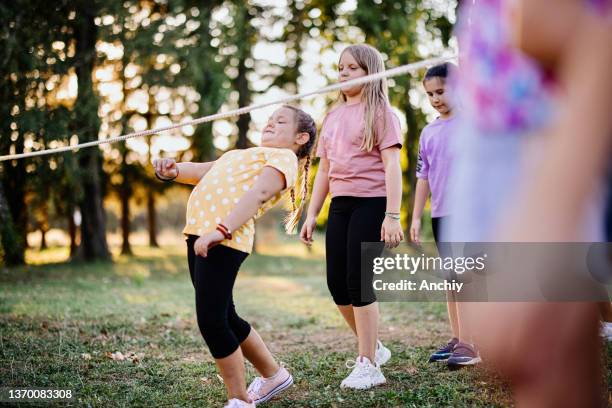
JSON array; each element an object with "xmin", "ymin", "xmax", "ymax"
[{"xmin": 183, "ymin": 146, "xmax": 298, "ymax": 254}]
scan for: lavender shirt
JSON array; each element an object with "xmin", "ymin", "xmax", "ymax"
[{"xmin": 416, "ymin": 116, "xmax": 457, "ymax": 217}]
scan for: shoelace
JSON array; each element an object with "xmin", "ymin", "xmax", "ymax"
[
  {"xmin": 247, "ymin": 377, "xmax": 264, "ymax": 395},
  {"xmin": 225, "ymin": 399, "xmax": 244, "ymax": 408},
  {"xmin": 345, "ymin": 359, "xmax": 357, "ymax": 369},
  {"xmin": 344, "ymin": 359, "xmax": 371, "ymax": 380}
]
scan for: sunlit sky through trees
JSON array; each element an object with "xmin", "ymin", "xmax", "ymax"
[{"xmin": 34, "ymin": 0, "xmax": 457, "ymax": 164}]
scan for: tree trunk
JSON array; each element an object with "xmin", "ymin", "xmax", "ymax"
[
  {"xmin": 234, "ymin": 7, "xmax": 252, "ymax": 149},
  {"xmin": 234, "ymin": 57, "xmax": 251, "ymax": 149},
  {"xmin": 68, "ymin": 210, "xmax": 78, "ymax": 257},
  {"xmin": 146, "ymin": 138, "xmax": 158, "ymax": 247},
  {"xmin": 0, "ymin": 181, "xmax": 25, "ymax": 266},
  {"xmin": 3, "ymin": 136, "xmax": 28, "ymax": 254},
  {"xmin": 39, "ymin": 202, "xmax": 49, "ymax": 250},
  {"xmin": 120, "ymin": 186, "xmax": 132, "ymax": 255},
  {"xmin": 403, "ymin": 96, "xmax": 419, "ymax": 227},
  {"xmin": 189, "ymin": 6, "xmax": 221, "ymax": 162},
  {"xmin": 73, "ymin": 5, "xmax": 111, "ymax": 261},
  {"xmin": 119, "ymin": 145, "xmax": 132, "ymax": 256},
  {"xmin": 146, "ymin": 189, "xmax": 158, "ymax": 248},
  {"xmin": 39, "ymin": 229, "xmax": 47, "ymax": 250}
]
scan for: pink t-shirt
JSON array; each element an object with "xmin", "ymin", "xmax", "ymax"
[{"xmin": 316, "ymin": 102, "xmax": 402, "ymax": 197}]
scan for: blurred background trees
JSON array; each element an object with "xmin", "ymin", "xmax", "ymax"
[{"xmin": 0, "ymin": 0, "xmax": 457, "ymax": 267}]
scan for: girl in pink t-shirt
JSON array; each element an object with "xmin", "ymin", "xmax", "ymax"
[{"xmin": 300, "ymin": 44, "xmax": 404, "ymax": 390}]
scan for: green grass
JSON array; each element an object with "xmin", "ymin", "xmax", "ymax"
[{"xmin": 0, "ymin": 243, "xmax": 608, "ymax": 407}]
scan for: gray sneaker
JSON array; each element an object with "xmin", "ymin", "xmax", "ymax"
[{"xmin": 447, "ymin": 342, "xmax": 481, "ymax": 367}]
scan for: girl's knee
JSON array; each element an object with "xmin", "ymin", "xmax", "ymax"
[
  {"xmin": 327, "ymin": 281, "xmax": 351, "ymax": 306},
  {"xmin": 227, "ymin": 313, "xmax": 251, "ymax": 343}
]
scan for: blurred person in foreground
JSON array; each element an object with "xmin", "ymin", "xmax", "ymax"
[{"xmin": 446, "ymin": 0, "xmax": 612, "ymax": 406}]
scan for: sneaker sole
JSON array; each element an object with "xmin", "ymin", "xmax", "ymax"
[
  {"xmin": 376, "ymin": 347, "xmax": 391, "ymax": 366},
  {"xmin": 447, "ymin": 356, "xmax": 482, "ymax": 367},
  {"xmin": 252, "ymin": 374, "xmax": 293, "ymax": 405},
  {"xmin": 428, "ymin": 353, "xmax": 452, "ymax": 363},
  {"xmin": 340, "ymin": 376, "xmax": 386, "ymax": 390}
]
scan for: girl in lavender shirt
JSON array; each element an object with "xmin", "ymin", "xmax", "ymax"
[{"xmin": 409, "ymin": 63, "xmax": 479, "ymax": 367}]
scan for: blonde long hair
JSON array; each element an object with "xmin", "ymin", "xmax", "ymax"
[
  {"xmin": 339, "ymin": 44, "xmax": 389, "ymax": 152},
  {"xmin": 282, "ymin": 105, "xmax": 317, "ymax": 234}
]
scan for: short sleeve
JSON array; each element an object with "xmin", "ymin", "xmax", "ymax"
[
  {"xmin": 376, "ymin": 107, "xmax": 403, "ymax": 150},
  {"xmin": 263, "ymin": 149, "xmax": 298, "ymax": 190},
  {"xmin": 315, "ymin": 115, "xmax": 329, "ymax": 158},
  {"xmin": 415, "ymin": 135, "xmax": 429, "ymax": 179}
]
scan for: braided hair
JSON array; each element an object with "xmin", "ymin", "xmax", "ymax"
[{"xmin": 281, "ymin": 105, "xmax": 317, "ymax": 233}]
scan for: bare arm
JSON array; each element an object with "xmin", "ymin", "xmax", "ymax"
[
  {"xmin": 193, "ymin": 165, "xmax": 287, "ymax": 256},
  {"xmin": 153, "ymin": 158, "xmax": 215, "ymax": 185},
  {"xmin": 381, "ymin": 147, "xmax": 404, "ymax": 247},
  {"xmin": 508, "ymin": 0, "xmax": 584, "ymax": 70},
  {"xmin": 412, "ymin": 178, "xmax": 430, "ymax": 223},
  {"xmin": 499, "ymin": 8, "xmax": 612, "ymax": 241},
  {"xmin": 410, "ymin": 178, "xmax": 430, "ymax": 244},
  {"xmin": 221, "ymin": 166, "xmax": 286, "ymax": 233},
  {"xmin": 175, "ymin": 162, "xmax": 215, "ymax": 185},
  {"xmin": 306, "ymin": 158, "xmax": 330, "ymax": 218},
  {"xmin": 381, "ymin": 147, "xmax": 402, "ymax": 214},
  {"xmin": 299, "ymin": 158, "xmax": 330, "ymax": 245}
]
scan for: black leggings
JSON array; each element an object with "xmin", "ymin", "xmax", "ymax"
[
  {"xmin": 186, "ymin": 235, "xmax": 251, "ymax": 359},
  {"xmin": 325, "ymin": 196, "xmax": 386, "ymax": 307},
  {"xmin": 431, "ymin": 216, "xmax": 444, "ymax": 244},
  {"xmin": 431, "ymin": 216, "xmax": 453, "ymax": 260}
]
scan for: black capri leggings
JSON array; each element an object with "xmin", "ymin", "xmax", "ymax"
[
  {"xmin": 186, "ymin": 235, "xmax": 251, "ymax": 359},
  {"xmin": 325, "ymin": 196, "xmax": 386, "ymax": 307}
]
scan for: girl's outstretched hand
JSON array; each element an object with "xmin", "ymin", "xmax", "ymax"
[
  {"xmin": 194, "ymin": 230, "xmax": 225, "ymax": 257},
  {"xmin": 381, "ymin": 217, "xmax": 404, "ymax": 248},
  {"xmin": 300, "ymin": 215, "xmax": 317, "ymax": 246},
  {"xmin": 153, "ymin": 158, "xmax": 178, "ymax": 179}
]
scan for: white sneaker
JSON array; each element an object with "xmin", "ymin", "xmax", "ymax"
[
  {"xmin": 340, "ymin": 356, "xmax": 386, "ymax": 390},
  {"xmin": 375, "ymin": 340, "xmax": 391, "ymax": 366},
  {"xmin": 247, "ymin": 365, "xmax": 293, "ymax": 405},
  {"xmin": 223, "ymin": 398, "xmax": 255, "ymax": 408},
  {"xmin": 601, "ymin": 322, "xmax": 612, "ymax": 341}
]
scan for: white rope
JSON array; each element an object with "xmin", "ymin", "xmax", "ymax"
[{"xmin": 0, "ymin": 55, "xmax": 455, "ymax": 162}]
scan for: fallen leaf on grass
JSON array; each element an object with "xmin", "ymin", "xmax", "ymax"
[
  {"xmin": 105, "ymin": 351, "xmax": 143, "ymax": 364},
  {"xmin": 126, "ymin": 352, "xmax": 143, "ymax": 364},
  {"xmin": 106, "ymin": 351, "xmax": 125, "ymax": 361},
  {"xmin": 81, "ymin": 353, "xmax": 92, "ymax": 360}
]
